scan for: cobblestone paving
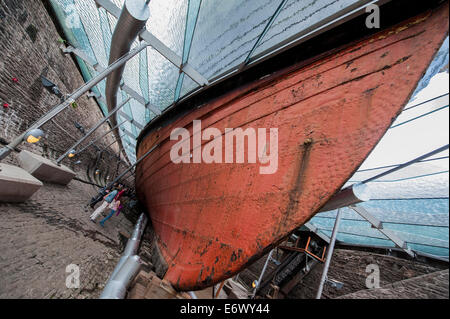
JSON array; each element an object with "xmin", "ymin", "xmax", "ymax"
[
  {"xmin": 337, "ymin": 269, "xmax": 449, "ymax": 299},
  {"xmin": 0, "ymin": 180, "xmax": 135, "ymax": 299}
]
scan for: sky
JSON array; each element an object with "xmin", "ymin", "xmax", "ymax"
[{"xmin": 346, "ymin": 37, "xmax": 449, "ymax": 199}]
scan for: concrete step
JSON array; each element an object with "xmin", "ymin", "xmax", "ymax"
[
  {"xmin": 18, "ymin": 150, "xmax": 75, "ymax": 185},
  {"xmin": 0, "ymin": 163, "xmax": 43, "ymax": 202}
]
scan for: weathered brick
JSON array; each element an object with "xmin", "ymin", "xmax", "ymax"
[{"xmin": 0, "ymin": 0, "xmax": 134, "ymax": 187}]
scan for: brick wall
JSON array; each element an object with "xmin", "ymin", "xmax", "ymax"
[{"xmin": 0, "ymin": 0, "xmax": 132, "ymax": 187}]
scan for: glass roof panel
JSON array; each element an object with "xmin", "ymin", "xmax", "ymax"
[
  {"xmin": 182, "ymin": 0, "xmax": 201, "ymax": 64},
  {"xmin": 51, "ymin": 0, "xmax": 98, "ymax": 63},
  {"xmin": 73, "ymin": 0, "xmax": 108, "ymax": 66},
  {"xmin": 139, "ymin": 50, "xmax": 151, "ymax": 121},
  {"xmin": 250, "ymin": 0, "xmax": 363, "ymax": 59},
  {"xmin": 188, "ymin": 0, "xmax": 280, "ymax": 79},
  {"xmin": 145, "ymin": 0, "xmax": 188, "ymax": 57},
  {"xmin": 180, "ymin": 71, "xmax": 200, "ymax": 100},
  {"xmin": 147, "ymin": 47, "xmax": 179, "ymax": 111},
  {"xmin": 98, "ymin": 7, "xmax": 113, "ymax": 61}
]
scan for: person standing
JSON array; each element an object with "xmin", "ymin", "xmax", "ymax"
[
  {"xmin": 99, "ymin": 200, "xmax": 122, "ymax": 227},
  {"xmin": 114, "ymin": 187, "xmax": 128, "ymax": 202},
  {"xmin": 90, "ymin": 186, "xmax": 120, "ymax": 222},
  {"xmin": 89, "ymin": 182, "xmax": 118, "ymax": 208}
]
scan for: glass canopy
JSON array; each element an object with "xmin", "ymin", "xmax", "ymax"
[{"xmin": 48, "ymin": 0, "xmax": 449, "ymax": 258}]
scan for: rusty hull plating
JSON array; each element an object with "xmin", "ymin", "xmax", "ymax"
[{"xmin": 135, "ymin": 4, "xmax": 449, "ymax": 291}]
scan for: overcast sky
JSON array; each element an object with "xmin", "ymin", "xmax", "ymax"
[{"xmin": 347, "ymin": 62, "xmax": 449, "ymax": 198}]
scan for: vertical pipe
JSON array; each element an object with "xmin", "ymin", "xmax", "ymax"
[
  {"xmin": 251, "ymin": 249, "xmax": 274, "ymax": 298},
  {"xmin": 100, "ymin": 213, "xmax": 148, "ymax": 299},
  {"xmin": 315, "ymin": 208, "xmax": 343, "ymax": 299},
  {"xmin": 105, "ymin": 0, "xmax": 150, "ymax": 158}
]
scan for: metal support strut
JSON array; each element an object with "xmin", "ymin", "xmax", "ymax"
[
  {"xmin": 56, "ymin": 97, "xmax": 131, "ymax": 163},
  {"xmin": 350, "ymin": 205, "xmax": 415, "ymax": 257},
  {"xmin": 251, "ymin": 249, "xmax": 274, "ymax": 299},
  {"xmin": 316, "ymin": 208, "xmax": 343, "ymax": 299},
  {"xmin": 76, "ymin": 121, "xmax": 127, "ymax": 156}
]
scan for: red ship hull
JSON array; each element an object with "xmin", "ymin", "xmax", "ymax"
[{"xmin": 135, "ymin": 4, "xmax": 448, "ymax": 291}]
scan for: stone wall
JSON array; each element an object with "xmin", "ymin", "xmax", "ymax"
[
  {"xmin": 337, "ymin": 269, "xmax": 449, "ymax": 299},
  {"xmin": 0, "ymin": 0, "xmax": 132, "ymax": 187}
]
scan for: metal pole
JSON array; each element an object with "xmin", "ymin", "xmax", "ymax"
[
  {"xmin": 188, "ymin": 291, "xmax": 198, "ymax": 299},
  {"xmin": 74, "ymin": 120, "xmax": 127, "ymax": 156},
  {"xmin": 0, "ymin": 42, "xmax": 148, "ymax": 161},
  {"xmin": 103, "ymin": 143, "xmax": 159, "ymax": 191},
  {"xmin": 100, "ymin": 213, "xmax": 148, "ymax": 299},
  {"xmin": 362, "ymin": 144, "xmax": 449, "ymax": 183},
  {"xmin": 251, "ymin": 249, "xmax": 274, "ymax": 298},
  {"xmin": 316, "ymin": 208, "xmax": 343, "ymax": 299},
  {"xmin": 99, "ymin": 137, "xmax": 120, "ymax": 153},
  {"xmin": 56, "ymin": 97, "xmax": 131, "ymax": 163}
]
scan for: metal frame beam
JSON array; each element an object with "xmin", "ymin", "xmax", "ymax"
[
  {"xmin": 361, "ymin": 144, "xmax": 449, "ymax": 184},
  {"xmin": 120, "ymin": 126, "xmax": 137, "ymax": 140},
  {"xmin": 76, "ymin": 119, "xmax": 127, "ymax": 155},
  {"xmin": 95, "ymin": 0, "xmax": 208, "ymax": 87},
  {"xmin": 120, "ymin": 83, "xmax": 161, "ymax": 116},
  {"xmin": 87, "ymin": 91, "xmax": 108, "ymax": 106},
  {"xmin": 350, "ymin": 205, "xmax": 415, "ymax": 257},
  {"xmin": 174, "ymin": 0, "xmax": 203, "ymax": 102},
  {"xmin": 117, "ymin": 110, "xmax": 144, "ymax": 131},
  {"xmin": 56, "ymin": 97, "xmax": 131, "ymax": 163},
  {"xmin": 316, "ymin": 209, "xmax": 343, "ymax": 299},
  {"xmin": 62, "ymin": 44, "xmax": 161, "ymax": 117},
  {"xmin": 314, "ymin": 227, "xmax": 448, "ymax": 250},
  {"xmin": 240, "ymin": 0, "xmax": 288, "ymax": 69}
]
